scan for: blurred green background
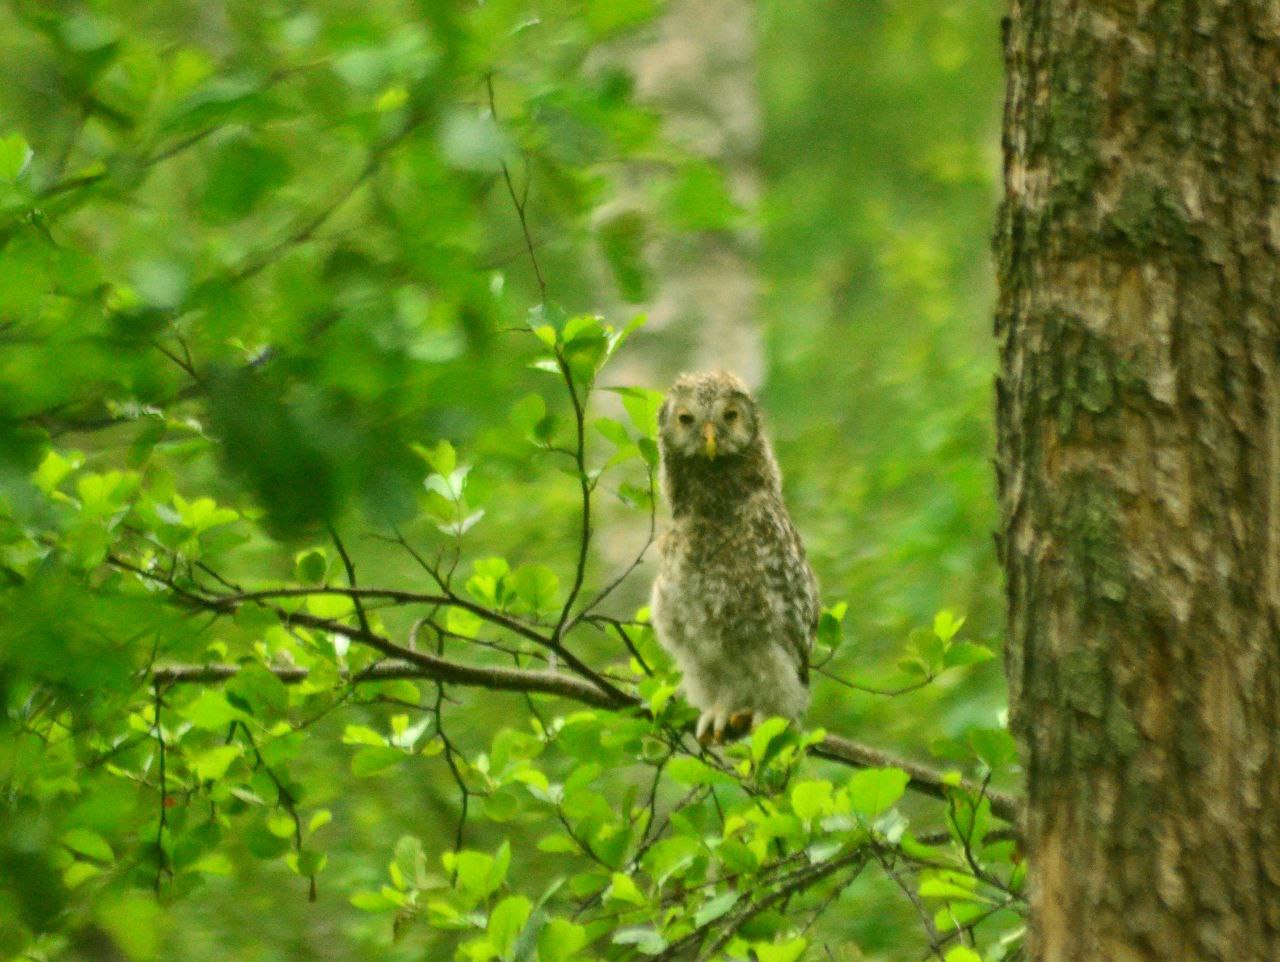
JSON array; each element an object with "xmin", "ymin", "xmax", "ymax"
[{"xmin": 0, "ymin": 0, "xmax": 1006, "ymax": 957}]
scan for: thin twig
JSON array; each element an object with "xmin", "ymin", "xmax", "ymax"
[
  {"xmin": 236, "ymin": 721, "xmax": 316, "ymax": 901},
  {"xmin": 486, "ymin": 73, "xmax": 546, "ymax": 302},
  {"xmin": 564, "ymin": 463, "xmax": 657, "ymax": 634},
  {"xmin": 815, "ymin": 665, "xmax": 935, "ymax": 697},
  {"xmin": 152, "ymin": 680, "xmax": 170, "ymax": 894}
]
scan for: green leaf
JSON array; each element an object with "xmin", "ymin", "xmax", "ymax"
[
  {"xmin": 467, "ymin": 557, "xmax": 511, "ymax": 607},
  {"xmin": 439, "ymin": 109, "xmax": 512, "ymax": 172},
  {"xmin": 511, "ymin": 565, "xmax": 560, "ymax": 614},
  {"xmin": 640, "ymin": 836, "xmax": 700, "ymax": 887},
  {"xmin": 968, "ymin": 728, "xmax": 1017, "ymax": 771},
  {"xmin": 598, "ymin": 208, "xmax": 650, "ymax": 301},
  {"xmin": 447, "ymin": 606, "xmax": 484, "ymax": 638},
  {"xmin": 307, "ymin": 593, "xmax": 356, "ymax": 620},
  {"xmin": 605, "ymin": 872, "xmax": 645, "ymax": 906},
  {"xmin": 666, "ymin": 755, "xmax": 736, "ymax": 787},
  {"xmin": 390, "ymin": 835, "xmax": 428, "ymax": 891},
  {"xmin": 537, "ymin": 919, "xmax": 587, "ymax": 962},
  {"xmin": 34, "ymin": 449, "xmax": 83, "ymax": 494},
  {"xmin": 790, "ymin": 780, "xmax": 833, "ymax": 822},
  {"xmin": 190, "ymin": 852, "xmax": 234, "ymax": 876},
  {"xmin": 593, "ymin": 417, "xmax": 632, "ymax": 449},
  {"xmin": 295, "ymin": 548, "xmax": 328, "ymax": 584},
  {"xmin": 488, "ymin": 895, "xmax": 532, "ymax": 957},
  {"xmin": 226, "ymin": 662, "xmax": 288, "ymax": 716},
  {"xmin": 604, "ymin": 387, "xmax": 666, "ymax": 438},
  {"xmin": 562, "ymin": 314, "xmax": 604, "ymax": 343},
  {"xmin": 847, "ymin": 767, "xmax": 910, "ymax": 819},
  {"xmin": 817, "ymin": 611, "xmax": 843, "ymax": 648},
  {"xmin": 343, "ymin": 724, "xmax": 387, "ymax": 747},
  {"xmin": 454, "ymin": 842, "xmax": 508, "ymax": 897},
  {"xmin": 585, "ymin": 0, "xmax": 658, "ymax": 37},
  {"xmin": 173, "ymin": 494, "xmax": 237, "ymax": 533},
  {"xmin": 200, "ymin": 135, "xmax": 289, "ymax": 222},
  {"xmin": 933, "ymin": 609, "xmax": 966, "ymax": 643},
  {"xmin": 62, "ymin": 829, "xmax": 114, "ymax": 863},
  {"xmin": 266, "ymin": 811, "xmax": 296, "ymax": 839},
  {"xmin": 693, "ymin": 890, "xmax": 738, "ymax": 927},
  {"xmin": 750, "ymin": 716, "xmax": 791, "ymax": 764},
  {"xmin": 0, "ymin": 132, "xmax": 32, "ymax": 181},
  {"xmin": 63, "ymin": 862, "xmax": 100, "ymax": 889},
  {"xmin": 613, "ymin": 927, "xmax": 666, "ymax": 955},
  {"xmin": 944, "ymin": 948, "xmax": 983, "ymax": 962},
  {"xmin": 935, "ymin": 900, "xmax": 990, "ymax": 931},
  {"xmin": 245, "ymin": 822, "xmax": 291, "ymax": 859},
  {"xmin": 180, "ymin": 689, "xmax": 251, "ymax": 731},
  {"xmin": 944, "ymin": 642, "xmax": 995, "ymax": 668},
  {"xmin": 510, "ymin": 394, "xmax": 547, "ymax": 439},
  {"xmin": 292, "ymin": 848, "xmax": 327, "ymax": 877},
  {"xmin": 754, "ymin": 939, "xmax": 809, "ymax": 962},
  {"xmin": 419, "ymin": 440, "xmax": 457, "ymax": 477},
  {"xmin": 351, "ymin": 890, "xmax": 398, "ymax": 912},
  {"xmin": 192, "ymin": 745, "xmax": 243, "ymax": 781},
  {"xmin": 351, "ymin": 746, "xmax": 405, "ymax": 777},
  {"xmin": 918, "ymin": 870, "xmax": 984, "ymax": 903},
  {"xmin": 537, "ymin": 834, "xmax": 578, "ymax": 854},
  {"xmin": 911, "ymin": 626, "xmax": 946, "ymax": 672},
  {"xmin": 483, "ymin": 788, "xmax": 522, "ymax": 822},
  {"xmin": 490, "ymin": 840, "xmax": 512, "ymax": 891}
]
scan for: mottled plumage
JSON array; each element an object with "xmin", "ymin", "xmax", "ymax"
[{"xmin": 649, "ymin": 371, "xmax": 819, "ymax": 742}]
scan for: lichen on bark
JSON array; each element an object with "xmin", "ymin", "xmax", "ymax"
[{"xmin": 996, "ymin": 1, "xmax": 1280, "ymax": 959}]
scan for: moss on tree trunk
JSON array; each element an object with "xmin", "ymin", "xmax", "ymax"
[{"xmin": 995, "ymin": 1, "xmax": 1280, "ymax": 959}]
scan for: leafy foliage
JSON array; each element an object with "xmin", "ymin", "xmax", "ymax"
[{"xmin": 0, "ymin": 1, "xmax": 1015, "ymax": 960}]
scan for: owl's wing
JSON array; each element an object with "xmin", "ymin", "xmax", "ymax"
[{"xmin": 753, "ymin": 499, "xmax": 819, "ymax": 686}]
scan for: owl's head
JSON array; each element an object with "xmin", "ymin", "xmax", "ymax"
[{"xmin": 658, "ymin": 370, "xmax": 760, "ymax": 462}]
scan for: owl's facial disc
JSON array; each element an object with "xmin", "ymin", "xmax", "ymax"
[{"xmin": 661, "ymin": 390, "xmax": 756, "ymax": 461}]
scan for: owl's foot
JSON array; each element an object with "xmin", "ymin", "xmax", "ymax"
[
  {"xmin": 725, "ymin": 710, "xmax": 762, "ymax": 741},
  {"xmin": 696, "ymin": 707, "xmax": 729, "ymax": 745},
  {"xmin": 695, "ymin": 707, "xmax": 763, "ymax": 745}
]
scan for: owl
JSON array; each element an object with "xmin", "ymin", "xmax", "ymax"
[{"xmin": 649, "ymin": 370, "xmax": 819, "ymax": 744}]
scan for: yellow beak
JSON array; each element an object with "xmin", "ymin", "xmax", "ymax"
[{"xmin": 703, "ymin": 422, "xmax": 717, "ymax": 459}]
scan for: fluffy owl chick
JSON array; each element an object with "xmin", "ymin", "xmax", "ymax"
[{"xmin": 649, "ymin": 371, "xmax": 819, "ymax": 744}]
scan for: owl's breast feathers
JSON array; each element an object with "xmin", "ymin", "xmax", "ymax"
[{"xmin": 656, "ymin": 488, "xmax": 818, "ymax": 685}]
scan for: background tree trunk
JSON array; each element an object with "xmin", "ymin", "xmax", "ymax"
[
  {"xmin": 592, "ymin": 0, "xmax": 764, "ymax": 586},
  {"xmin": 996, "ymin": 2, "xmax": 1280, "ymax": 959}
]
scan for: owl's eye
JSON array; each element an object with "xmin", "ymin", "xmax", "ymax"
[
  {"xmin": 677, "ymin": 412, "xmax": 695, "ymax": 426},
  {"xmin": 723, "ymin": 409, "xmax": 738, "ymax": 422}
]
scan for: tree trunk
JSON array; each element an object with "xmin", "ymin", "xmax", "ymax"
[
  {"xmin": 617, "ymin": 0, "xmax": 763, "ymax": 384},
  {"xmin": 593, "ymin": 0, "xmax": 764, "ymax": 583},
  {"xmin": 995, "ymin": 2, "xmax": 1280, "ymax": 960}
]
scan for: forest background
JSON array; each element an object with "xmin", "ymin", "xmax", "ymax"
[{"xmin": 0, "ymin": 0, "xmax": 1013, "ymax": 959}]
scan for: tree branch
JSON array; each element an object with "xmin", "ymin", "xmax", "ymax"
[
  {"xmin": 153, "ymin": 651, "xmax": 620, "ymax": 709},
  {"xmin": 813, "ymin": 734, "xmax": 1018, "ymax": 823},
  {"xmin": 148, "ymin": 658, "xmax": 1019, "ymax": 821}
]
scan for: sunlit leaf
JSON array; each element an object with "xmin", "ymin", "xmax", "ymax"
[{"xmin": 848, "ymin": 767, "xmax": 910, "ymax": 819}]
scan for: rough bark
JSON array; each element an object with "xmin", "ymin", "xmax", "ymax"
[{"xmin": 995, "ymin": 2, "xmax": 1280, "ymax": 960}]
